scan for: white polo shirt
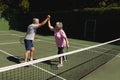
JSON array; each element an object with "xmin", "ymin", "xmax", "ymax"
[{"xmin": 25, "ymin": 24, "xmax": 39, "ymax": 40}]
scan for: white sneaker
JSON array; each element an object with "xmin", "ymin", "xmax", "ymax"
[
  {"xmin": 63, "ymin": 60, "xmax": 67, "ymax": 62},
  {"xmin": 57, "ymin": 64, "xmax": 63, "ymax": 67},
  {"xmin": 30, "ymin": 58, "xmax": 33, "ymax": 61}
]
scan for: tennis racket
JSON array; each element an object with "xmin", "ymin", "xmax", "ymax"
[
  {"xmin": 19, "ymin": 36, "xmax": 39, "ymax": 44},
  {"xmin": 19, "ymin": 37, "xmax": 25, "ymax": 44},
  {"xmin": 65, "ymin": 47, "xmax": 68, "ymax": 60},
  {"xmin": 34, "ymin": 36, "xmax": 39, "ymax": 41}
]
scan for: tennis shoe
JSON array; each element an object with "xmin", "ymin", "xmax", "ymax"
[
  {"xmin": 30, "ymin": 59, "xmax": 33, "ymax": 61},
  {"xmin": 63, "ymin": 59, "xmax": 67, "ymax": 62},
  {"xmin": 57, "ymin": 64, "xmax": 63, "ymax": 67}
]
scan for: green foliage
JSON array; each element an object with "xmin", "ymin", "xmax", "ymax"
[
  {"xmin": 83, "ymin": 7, "xmax": 120, "ymax": 15},
  {"xmin": 0, "ymin": 1, "xmax": 8, "ymax": 15},
  {"xmin": 19, "ymin": 0, "xmax": 29, "ymax": 13},
  {"xmin": 98, "ymin": 0, "xmax": 120, "ymax": 8},
  {"xmin": 99, "ymin": 1, "xmax": 107, "ymax": 7},
  {"xmin": 107, "ymin": 3, "xmax": 120, "ymax": 7},
  {"xmin": 0, "ymin": 18, "xmax": 9, "ymax": 31},
  {"xmin": 0, "ymin": 0, "xmax": 29, "ymax": 15}
]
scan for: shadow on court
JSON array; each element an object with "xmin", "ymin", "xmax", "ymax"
[
  {"xmin": 46, "ymin": 49, "xmax": 120, "ymax": 80},
  {"xmin": 7, "ymin": 56, "xmax": 23, "ymax": 64},
  {"xmin": 43, "ymin": 60, "xmax": 59, "ymax": 70}
]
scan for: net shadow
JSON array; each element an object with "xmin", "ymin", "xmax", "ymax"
[
  {"xmin": 46, "ymin": 49, "xmax": 120, "ymax": 80},
  {"xmin": 43, "ymin": 60, "xmax": 59, "ymax": 70}
]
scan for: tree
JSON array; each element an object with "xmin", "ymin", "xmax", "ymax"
[
  {"xmin": 0, "ymin": 0, "xmax": 29, "ymax": 15},
  {"xmin": 19, "ymin": 0, "xmax": 29, "ymax": 13},
  {"xmin": 0, "ymin": 0, "xmax": 8, "ymax": 15}
]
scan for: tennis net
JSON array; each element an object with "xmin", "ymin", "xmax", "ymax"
[{"xmin": 0, "ymin": 38, "xmax": 120, "ymax": 80}]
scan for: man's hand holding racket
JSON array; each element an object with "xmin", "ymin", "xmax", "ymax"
[{"xmin": 19, "ymin": 37, "xmax": 25, "ymax": 44}]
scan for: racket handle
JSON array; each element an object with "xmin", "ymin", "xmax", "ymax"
[
  {"xmin": 65, "ymin": 47, "xmax": 69, "ymax": 60},
  {"xmin": 66, "ymin": 47, "xmax": 68, "ymax": 52}
]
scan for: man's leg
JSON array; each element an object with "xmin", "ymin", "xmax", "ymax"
[
  {"xmin": 24, "ymin": 50, "xmax": 30, "ymax": 62},
  {"xmin": 30, "ymin": 47, "xmax": 35, "ymax": 61}
]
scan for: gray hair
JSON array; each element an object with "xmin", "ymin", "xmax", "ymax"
[
  {"xmin": 33, "ymin": 18, "xmax": 39, "ymax": 23},
  {"xmin": 56, "ymin": 22, "xmax": 63, "ymax": 29}
]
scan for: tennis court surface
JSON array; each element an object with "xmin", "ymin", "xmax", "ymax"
[
  {"xmin": 0, "ymin": 30, "xmax": 120, "ymax": 80},
  {"xmin": 81, "ymin": 52, "xmax": 120, "ymax": 80}
]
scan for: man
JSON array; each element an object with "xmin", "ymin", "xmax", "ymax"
[{"xmin": 24, "ymin": 15, "xmax": 50, "ymax": 62}]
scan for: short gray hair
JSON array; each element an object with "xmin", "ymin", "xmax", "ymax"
[
  {"xmin": 33, "ymin": 18, "xmax": 39, "ymax": 23},
  {"xmin": 56, "ymin": 22, "xmax": 63, "ymax": 29}
]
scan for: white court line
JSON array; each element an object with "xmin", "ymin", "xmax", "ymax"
[
  {"xmin": 32, "ymin": 65, "xmax": 66, "ymax": 80},
  {"xmin": 1, "ymin": 33, "xmax": 120, "ymax": 55},
  {"xmin": 0, "ymin": 34, "xmax": 115, "ymax": 49},
  {"xmin": 1, "ymin": 34, "xmax": 120, "ymax": 59},
  {"xmin": 37, "ymin": 36, "xmax": 91, "ymax": 47},
  {"xmin": 38, "ymin": 39, "xmax": 81, "ymax": 49},
  {"xmin": 0, "ymin": 49, "xmax": 66, "ymax": 80},
  {"xmin": 0, "ymin": 50, "xmax": 18, "ymax": 58},
  {"xmin": 0, "ymin": 34, "xmax": 120, "ymax": 80},
  {"xmin": 0, "ymin": 33, "xmax": 90, "ymax": 47},
  {"xmin": 0, "ymin": 31, "xmax": 10, "ymax": 32},
  {"xmin": 0, "ymin": 42, "xmax": 19, "ymax": 45},
  {"xmin": 0, "ymin": 33, "xmax": 116, "ymax": 51},
  {"xmin": 1, "ymin": 40, "xmax": 119, "ymax": 58},
  {"xmin": 0, "ymin": 33, "xmax": 82, "ymax": 49},
  {"xmin": 1, "ymin": 33, "xmax": 120, "ymax": 58},
  {"xmin": 88, "ymin": 49, "xmax": 120, "ymax": 58},
  {"xmin": 0, "ymin": 34, "xmax": 23, "ymax": 37}
]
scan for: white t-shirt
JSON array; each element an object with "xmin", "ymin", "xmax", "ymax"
[{"xmin": 25, "ymin": 24, "xmax": 39, "ymax": 40}]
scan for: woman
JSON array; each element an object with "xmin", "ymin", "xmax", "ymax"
[{"xmin": 48, "ymin": 19, "xmax": 69, "ymax": 67}]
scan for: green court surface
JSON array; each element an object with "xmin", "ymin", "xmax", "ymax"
[
  {"xmin": 0, "ymin": 30, "xmax": 97, "ymax": 68},
  {"xmin": 0, "ymin": 18, "xmax": 9, "ymax": 31},
  {"xmin": 0, "ymin": 30, "xmax": 120, "ymax": 80},
  {"xmin": 81, "ymin": 53, "xmax": 120, "ymax": 80}
]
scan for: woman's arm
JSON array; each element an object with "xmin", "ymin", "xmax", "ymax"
[
  {"xmin": 48, "ymin": 19, "xmax": 54, "ymax": 31},
  {"xmin": 65, "ymin": 38, "xmax": 69, "ymax": 48}
]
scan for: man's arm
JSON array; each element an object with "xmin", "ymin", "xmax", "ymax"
[{"xmin": 38, "ymin": 15, "xmax": 50, "ymax": 27}]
